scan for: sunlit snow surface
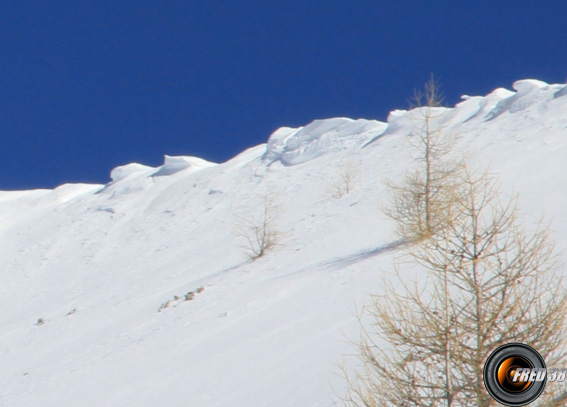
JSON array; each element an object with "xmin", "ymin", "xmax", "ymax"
[{"xmin": 1, "ymin": 80, "xmax": 567, "ymax": 406}]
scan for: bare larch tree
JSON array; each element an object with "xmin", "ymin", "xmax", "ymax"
[{"xmin": 346, "ymin": 166, "xmax": 567, "ymax": 407}]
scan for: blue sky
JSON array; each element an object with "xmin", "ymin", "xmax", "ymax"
[{"xmin": 2, "ymin": 1, "xmax": 566, "ymax": 189}]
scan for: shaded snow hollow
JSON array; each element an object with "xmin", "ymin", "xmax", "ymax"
[{"xmin": 0, "ymin": 79, "xmax": 567, "ymax": 407}]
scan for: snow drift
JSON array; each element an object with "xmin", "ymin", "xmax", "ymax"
[{"xmin": 0, "ymin": 79, "xmax": 566, "ymax": 407}]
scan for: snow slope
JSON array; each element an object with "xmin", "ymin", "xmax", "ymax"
[{"xmin": 1, "ymin": 79, "xmax": 567, "ymax": 407}]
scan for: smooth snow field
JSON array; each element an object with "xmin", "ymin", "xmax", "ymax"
[{"xmin": 1, "ymin": 79, "xmax": 567, "ymax": 406}]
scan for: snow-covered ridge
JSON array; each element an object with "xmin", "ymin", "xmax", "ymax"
[
  {"xmin": 110, "ymin": 155, "xmax": 217, "ymax": 182},
  {"xmin": 261, "ymin": 79, "xmax": 566, "ymax": 165},
  {"xmin": 483, "ymin": 79, "xmax": 563, "ymax": 121},
  {"xmin": 263, "ymin": 117, "xmax": 387, "ymax": 166},
  {"xmin": 1, "ymin": 79, "xmax": 566, "ymax": 407},
  {"xmin": 104, "ymin": 79, "xmax": 564, "ymax": 174},
  {"xmin": 2, "ymin": 79, "xmax": 565, "ymax": 196}
]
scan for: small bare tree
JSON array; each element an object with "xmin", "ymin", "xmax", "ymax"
[
  {"xmin": 385, "ymin": 76, "xmax": 462, "ymax": 242},
  {"xmin": 328, "ymin": 160, "xmax": 358, "ymax": 199},
  {"xmin": 346, "ymin": 166, "xmax": 567, "ymax": 407},
  {"xmin": 237, "ymin": 194, "xmax": 281, "ymax": 259}
]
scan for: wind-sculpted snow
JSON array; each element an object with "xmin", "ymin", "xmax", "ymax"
[
  {"xmin": 110, "ymin": 163, "xmax": 154, "ymax": 182},
  {"xmin": 152, "ymin": 155, "xmax": 216, "ymax": 177},
  {"xmin": 1, "ymin": 79, "xmax": 567, "ymax": 407},
  {"xmin": 554, "ymin": 84, "xmax": 567, "ymax": 99},
  {"xmin": 110, "ymin": 156, "xmax": 217, "ymax": 182},
  {"xmin": 484, "ymin": 79, "xmax": 555, "ymax": 121},
  {"xmin": 99, "ymin": 156, "xmax": 218, "ymax": 200},
  {"xmin": 263, "ymin": 117, "xmax": 387, "ymax": 165},
  {"xmin": 459, "ymin": 88, "xmax": 516, "ymax": 123}
]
